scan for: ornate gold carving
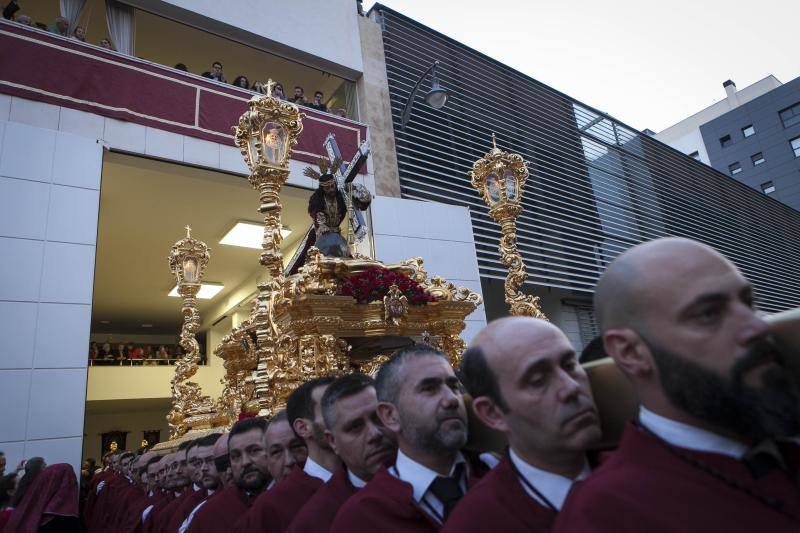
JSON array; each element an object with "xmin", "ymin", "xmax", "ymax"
[
  {"xmin": 166, "ymin": 228, "xmax": 215, "ymax": 439},
  {"xmin": 469, "ymin": 136, "xmax": 547, "ymax": 319},
  {"xmin": 384, "ymin": 284, "xmax": 409, "ymax": 326}
]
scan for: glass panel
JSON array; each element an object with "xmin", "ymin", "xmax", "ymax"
[
  {"xmin": 504, "ymin": 169, "xmax": 517, "ymax": 200},
  {"xmin": 261, "ymin": 122, "xmax": 287, "ymax": 165},
  {"xmin": 183, "ymin": 257, "xmax": 198, "ymax": 282},
  {"xmin": 486, "ymin": 173, "xmax": 501, "ymax": 204}
]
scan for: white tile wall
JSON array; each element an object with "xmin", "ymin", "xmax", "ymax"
[
  {"xmin": 45, "ymin": 186, "xmax": 100, "ymax": 245},
  {"xmin": 0, "ymin": 94, "xmax": 10, "ymax": 122},
  {"xmin": 219, "ymin": 144, "xmax": 248, "ymax": 175},
  {"xmin": 0, "ymin": 120, "xmax": 100, "ymax": 469},
  {"xmin": 52, "ymin": 132, "xmax": 103, "ymax": 190},
  {"xmin": 145, "ymin": 127, "xmax": 184, "ymax": 161},
  {"xmin": 103, "ymin": 117, "xmax": 146, "ymax": 153},
  {"xmin": 39, "ymin": 242, "xmax": 96, "ymax": 304},
  {"xmin": 184, "ymin": 136, "xmax": 220, "ymax": 168},
  {"xmin": 34, "ymin": 304, "xmax": 92, "ymax": 369},
  {"xmin": 9, "ymin": 97, "xmax": 60, "ymax": 130},
  {"xmin": 26, "ymin": 369, "xmax": 87, "ymax": 440},
  {"xmin": 0, "ymin": 301, "xmax": 38, "ymax": 369},
  {"xmin": 0, "ymin": 237, "xmax": 44, "ymax": 301},
  {"xmin": 58, "ymin": 108, "xmax": 105, "ymax": 140},
  {"xmin": 24, "ymin": 436, "xmax": 83, "ymax": 474},
  {"xmin": 0, "ymin": 177, "xmax": 49, "ymax": 240},
  {"xmin": 0, "ymin": 370, "xmax": 32, "ymax": 441},
  {"xmin": 0, "ymin": 122, "xmax": 56, "ymax": 183}
]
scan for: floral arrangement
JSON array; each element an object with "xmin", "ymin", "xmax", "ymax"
[{"xmin": 338, "ymin": 267, "xmax": 435, "ymax": 305}]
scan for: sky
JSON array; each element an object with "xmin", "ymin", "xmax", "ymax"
[{"xmin": 367, "ymin": 0, "xmax": 799, "ymax": 133}]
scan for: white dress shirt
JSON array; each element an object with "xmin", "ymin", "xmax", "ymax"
[
  {"xmin": 347, "ymin": 469, "xmax": 367, "ymax": 488},
  {"xmin": 639, "ymin": 406, "xmax": 748, "ymax": 459},
  {"xmin": 508, "ymin": 448, "xmax": 589, "ymax": 510},
  {"xmin": 303, "ymin": 456, "xmax": 333, "ymax": 482},
  {"xmin": 391, "ymin": 449, "xmax": 467, "ymax": 524}
]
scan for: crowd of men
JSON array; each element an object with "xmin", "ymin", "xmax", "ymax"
[{"xmin": 4, "ymin": 237, "xmax": 799, "ymax": 532}]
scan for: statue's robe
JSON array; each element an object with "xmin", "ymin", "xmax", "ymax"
[
  {"xmin": 442, "ymin": 456, "xmax": 557, "ymax": 533},
  {"xmin": 234, "ymin": 466, "xmax": 323, "ymax": 532},
  {"xmin": 286, "ymin": 467, "xmax": 357, "ymax": 533},
  {"xmin": 553, "ymin": 423, "xmax": 800, "ymax": 533},
  {"xmin": 187, "ymin": 486, "xmax": 257, "ymax": 533}
]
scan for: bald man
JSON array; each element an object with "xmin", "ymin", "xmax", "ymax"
[
  {"xmin": 555, "ymin": 237, "xmax": 800, "ymax": 533},
  {"xmin": 443, "ymin": 317, "xmax": 601, "ymax": 532}
]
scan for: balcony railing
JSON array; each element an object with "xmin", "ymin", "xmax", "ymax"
[
  {"xmin": 88, "ymin": 358, "xmax": 206, "ymax": 366},
  {"xmin": 0, "ymin": 20, "xmax": 367, "ymax": 171}
]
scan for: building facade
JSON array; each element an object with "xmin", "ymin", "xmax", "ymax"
[
  {"xmin": 656, "ymin": 76, "xmax": 800, "ymax": 211},
  {"xmin": 370, "ymin": 4, "xmax": 800, "ymax": 333}
]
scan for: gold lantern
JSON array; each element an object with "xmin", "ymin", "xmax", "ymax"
[
  {"xmin": 469, "ymin": 135, "xmax": 547, "ymax": 319},
  {"xmin": 166, "ymin": 225, "xmax": 214, "ymax": 438},
  {"xmin": 234, "ymin": 79, "xmax": 304, "ymax": 279}
]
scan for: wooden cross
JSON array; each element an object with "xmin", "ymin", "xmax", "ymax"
[{"xmin": 185, "ymin": 225, "xmax": 192, "ymax": 239}]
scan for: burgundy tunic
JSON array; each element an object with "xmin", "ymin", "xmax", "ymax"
[
  {"xmin": 442, "ymin": 456, "xmax": 556, "ymax": 533},
  {"xmin": 286, "ymin": 467, "xmax": 358, "ymax": 533},
  {"xmin": 141, "ymin": 491, "xmax": 176, "ymax": 533},
  {"xmin": 164, "ymin": 487, "xmax": 208, "ymax": 533},
  {"xmin": 187, "ymin": 486, "xmax": 257, "ymax": 533},
  {"xmin": 152, "ymin": 488, "xmax": 192, "ymax": 533},
  {"xmin": 234, "ymin": 467, "xmax": 323, "ymax": 532},
  {"xmin": 554, "ymin": 423, "xmax": 800, "ymax": 533}
]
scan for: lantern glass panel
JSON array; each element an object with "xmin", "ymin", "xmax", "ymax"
[
  {"xmin": 183, "ymin": 257, "xmax": 198, "ymax": 283},
  {"xmin": 486, "ymin": 173, "xmax": 501, "ymax": 204},
  {"xmin": 261, "ymin": 122, "xmax": 287, "ymax": 165},
  {"xmin": 246, "ymin": 136, "xmax": 259, "ymax": 168},
  {"xmin": 504, "ymin": 170, "xmax": 518, "ymax": 200}
]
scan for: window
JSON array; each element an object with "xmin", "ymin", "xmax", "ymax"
[
  {"xmin": 791, "ymin": 136, "xmax": 800, "ymax": 158},
  {"xmin": 779, "ymin": 102, "xmax": 800, "ymax": 129},
  {"xmin": 728, "ymin": 162, "xmax": 742, "ymax": 175},
  {"xmin": 688, "ymin": 150, "xmax": 700, "ymax": 160},
  {"xmin": 751, "ymin": 152, "xmax": 765, "ymax": 166},
  {"xmin": 742, "ymin": 125, "xmax": 755, "ymax": 137},
  {"xmin": 761, "ymin": 181, "xmax": 775, "ymax": 194},
  {"xmin": 719, "ymin": 134, "xmax": 732, "ymax": 148}
]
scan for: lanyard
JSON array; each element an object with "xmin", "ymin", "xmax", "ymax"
[{"xmin": 505, "ymin": 453, "xmax": 559, "ymax": 512}]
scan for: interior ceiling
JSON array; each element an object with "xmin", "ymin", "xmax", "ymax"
[{"xmin": 92, "ymin": 153, "xmax": 311, "ymax": 335}]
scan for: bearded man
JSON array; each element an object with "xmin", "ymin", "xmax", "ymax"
[
  {"xmin": 332, "ymin": 346, "xmax": 489, "ymax": 532},
  {"xmin": 554, "ymin": 237, "xmax": 800, "ymax": 533}
]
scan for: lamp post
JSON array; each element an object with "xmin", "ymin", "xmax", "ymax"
[
  {"xmin": 469, "ymin": 135, "xmax": 547, "ymax": 319},
  {"xmin": 234, "ymin": 80, "xmax": 305, "ymax": 416},
  {"xmin": 399, "ymin": 60, "xmax": 448, "ymax": 130},
  {"xmin": 166, "ymin": 225, "xmax": 214, "ymax": 438}
]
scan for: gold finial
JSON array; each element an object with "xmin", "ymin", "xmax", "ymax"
[
  {"xmin": 185, "ymin": 225, "xmax": 192, "ymax": 239},
  {"xmin": 264, "ymin": 78, "xmax": 275, "ymax": 96},
  {"xmin": 491, "ymin": 133, "xmax": 497, "ymax": 150}
]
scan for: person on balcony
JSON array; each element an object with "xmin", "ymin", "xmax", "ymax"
[
  {"xmin": 48, "ymin": 16, "xmax": 68, "ymax": 36},
  {"xmin": 156, "ymin": 345, "xmax": 169, "ymax": 365},
  {"xmin": 201, "ymin": 61, "xmax": 226, "ymax": 83},
  {"xmin": 72, "ymin": 25, "xmax": 86, "ymax": 42},
  {"xmin": 233, "ymin": 76, "xmax": 250, "ymax": 90},
  {"xmin": 309, "ymin": 91, "xmax": 328, "ymax": 113},
  {"xmin": 271, "ymin": 83, "xmax": 286, "ymax": 100},
  {"xmin": 114, "ymin": 343, "xmax": 126, "ymax": 365},
  {"xmin": 99, "ymin": 37, "xmax": 115, "ymax": 50},
  {"xmin": 290, "ymin": 86, "xmax": 306, "ymax": 105}
]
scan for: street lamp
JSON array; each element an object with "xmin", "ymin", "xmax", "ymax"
[
  {"xmin": 399, "ymin": 60, "xmax": 449, "ymax": 130},
  {"xmin": 469, "ymin": 135, "xmax": 547, "ymax": 319},
  {"xmin": 166, "ymin": 225, "xmax": 214, "ymax": 438}
]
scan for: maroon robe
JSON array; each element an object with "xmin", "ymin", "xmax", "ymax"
[
  {"xmin": 110, "ymin": 482, "xmax": 148, "ymax": 533},
  {"xmin": 331, "ymin": 455, "xmax": 489, "ymax": 533},
  {"xmin": 554, "ymin": 423, "xmax": 800, "ymax": 533},
  {"xmin": 152, "ymin": 488, "xmax": 193, "ymax": 533},
  {"xmin": 88, "ymin": 472, "xmax": 128, "ymax": 532},
  {"xmin": 286, "ymin": 467, "xmax": 357, "ymax": 533},
  {"xmin": 141, "ymin": 491, "xmax": 176, "ymax": 533},
  {"xmin": 84, "ymin": 469, "xmax": 114, "ymax": 525},
  {"xmin": 442, "ymin": 456, "xmax": 556, "ymax": 533},
  {"xmin": 235, "ymin": 467, "xmax": 324, "ymax": 532},
  {"xmin": 187, "ymin": 486, "xmax": 256, "ymax": 533},
  {"xmin": 165, "ymin": 486, "xmax": 208, "ymax": 533}
]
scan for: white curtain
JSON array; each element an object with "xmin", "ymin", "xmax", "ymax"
[
  {"xmin": 60, "ymin": 0, "xmax": 87, "ymax": 35},
  {"xmin": 105, "ymin": 0, "xmax": 135, "ymax": 55}
]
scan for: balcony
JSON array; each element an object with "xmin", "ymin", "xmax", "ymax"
[{"xmin": 0, "ymin": 20, "xmax": 368, "ymax": 171}]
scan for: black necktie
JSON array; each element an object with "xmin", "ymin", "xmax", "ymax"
[
  {"xmin": 744, "ymin": 440, "xmax": 788, "ymax": 479},
  {"xmin": 429, "ymin": 463, "xmax": 465, "ymax": 520}
]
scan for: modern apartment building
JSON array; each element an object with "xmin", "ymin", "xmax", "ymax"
[{"xmin": 656, "ymin": 76, "xmax": 800, "ymax": 211}]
